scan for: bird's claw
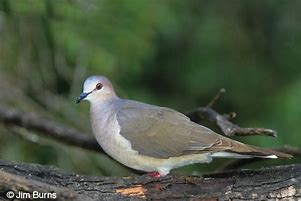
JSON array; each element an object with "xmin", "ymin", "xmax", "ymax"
[{"xmin": 148, "ymin": 172, "xmax": 161, "ymax": 178}]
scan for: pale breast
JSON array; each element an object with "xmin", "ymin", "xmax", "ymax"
[
  {"xmin": 90, "ymin": 100, "xmax": 146, "ymax": 169},
  {"xmin": 89, "ymin": 99, "xmax": 212, "ymax": 174}
]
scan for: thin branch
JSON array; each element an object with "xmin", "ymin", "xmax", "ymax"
[
  {"xmin": 207, "ymin": 88, "xmax": 226, "ymax": 108},
  {"xmin": 278, "ymin": 145, "xmax": 301, "ymax": 155},
  {"xmin": 0, "ymin": 106, "xmax": 102, "ymax": 153},
  {"xmin": 185, "ymin": 107, "xmax": 277, "ymax": 137},
  {"xmin": 186, "ymin": 89, "xmax": 278, "ymax": 137}
]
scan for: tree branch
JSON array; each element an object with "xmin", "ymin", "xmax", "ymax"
[
  {"xmin": 0, "ymin": 160, "xmax": 300, "ymax": 200},
  {"xmin": 185, "ymin": 88, "xmax": 278, "ymax": 137},
  {"xmin": 206, "ymin": 88, "xmax": 226, "ymax": 108},
  {"xmin": 185, "ymin": 107, "xmax": 277, "ymax": 137},
  {"xmin": 0, "ymin": 106, "xmax": 102, "ymax": 153},
  {"xmin": 0, "ymin": 170, "xmax": 88, "ymax": 201}
]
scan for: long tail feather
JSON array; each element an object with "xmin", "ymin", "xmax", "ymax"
[{"xmin": 212, "ymin": 142, "xmax": 292, "ymax": 159}]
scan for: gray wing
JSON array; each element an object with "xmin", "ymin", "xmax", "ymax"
[{"xmin": 116, "ymin": 100, "xmax": 230, "ymax": 159}]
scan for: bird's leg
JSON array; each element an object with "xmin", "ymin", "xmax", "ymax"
[{"xmin": 147, "ymin": 172, "xmax": 162, "ymax": 178}]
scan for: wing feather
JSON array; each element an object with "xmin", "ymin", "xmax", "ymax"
[
  {"xmin": 116, "ymin": 100, "xmax": 292, "ymax": 159},
  {"xmin": 117, "ymin": 100, "xmax": 226, "ymax": 159}
]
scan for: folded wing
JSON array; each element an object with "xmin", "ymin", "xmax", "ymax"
[{"xmin": 117, "ymin": 100, "xmax": 291, "ymax": 159}]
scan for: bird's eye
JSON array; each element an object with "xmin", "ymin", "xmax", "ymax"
[{"xmin": 95, "ymin": 83, "xmax": 103, "ymax": 90}]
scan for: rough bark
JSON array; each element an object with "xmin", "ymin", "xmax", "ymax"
[{"xmin": 0, "ymin": 160, "xmax": 300, "ymax": 201}]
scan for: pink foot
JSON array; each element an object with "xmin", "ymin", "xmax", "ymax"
[{"xmin": 148, "ymin": 172, "xmax": 161, "ymax": 178}]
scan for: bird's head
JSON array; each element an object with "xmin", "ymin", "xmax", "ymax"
[{"xmin": 76, "ymin": 75, "xmax": 117, "ymax": 104}]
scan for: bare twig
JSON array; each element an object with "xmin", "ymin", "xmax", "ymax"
[
  {"xmin": 206, "ymin": 88, "xmax": 226, "ymax": 108},
  {"xmin": 185, "ymin": 88, "xmax": 278, "ymax": 138},
  {"xmin": 278, "ymin": 145, "xmax": 301, "ymax": 155},
  {"xmin": 185, "ymin": 107, "xmax": 278, "ymax": 137}
]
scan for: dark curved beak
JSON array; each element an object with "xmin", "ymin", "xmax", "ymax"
[{"xmin": 76, "ymin": 92, "xmax": 91, "ymax": 104}]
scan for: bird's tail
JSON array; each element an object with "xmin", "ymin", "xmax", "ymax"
[{"xmin": 211, "ymin": 140, "xmax": 292, "ymax": 159}]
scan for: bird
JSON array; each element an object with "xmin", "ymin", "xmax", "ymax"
[{"xmin": 76, "ymin": 75, "xmax": 291, "ymax": 177}]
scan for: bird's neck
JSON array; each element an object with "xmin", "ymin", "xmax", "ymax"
[
  {"xmin": 89, "ymin": 97, "xmax": 121, "ymax": 139},
  {"xmin": 92, "ymin": 92, "xmax": 118, "ymax": 102},
  {"xmin": 90, "ymin": 97, "xmax": 120, "ymax": 118}
]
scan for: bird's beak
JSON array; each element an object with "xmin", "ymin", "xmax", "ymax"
[{"xmin": 76, "ymin": 92, "xmax": 91, "ymax": 104}]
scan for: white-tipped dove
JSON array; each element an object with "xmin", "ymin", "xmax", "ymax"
[{"xmin": 76, "ymin": 75, "xmax": 291, "ymax": 177}]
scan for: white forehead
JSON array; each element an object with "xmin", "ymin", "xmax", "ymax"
[{"xmin": 83, "ymin": 75, "xmax": 110, "ymax": 92}]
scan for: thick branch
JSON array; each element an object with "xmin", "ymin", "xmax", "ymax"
[
  {"xmin": 0, "ymin": 160, "xmax": 300, "ymax": 200},
  {"xmin": 0, "ymin": 170, "xmax": 88, "ymax": 201}
]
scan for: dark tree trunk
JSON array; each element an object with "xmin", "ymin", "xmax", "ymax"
[{"xmin": 0, "ymin": 160, "xmax": 300, "ymax": 201}]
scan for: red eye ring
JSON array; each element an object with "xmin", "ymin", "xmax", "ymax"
[{"xmin": 96, "ymin": 83, "xmax": 103, "ymax": 90}]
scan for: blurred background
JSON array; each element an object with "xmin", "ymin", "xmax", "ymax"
[{"xmin": 0, "ymin": 0, "xmax": 300, "ymax": 176}]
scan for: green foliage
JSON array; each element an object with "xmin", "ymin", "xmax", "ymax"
[{"xmin": 0, "ymin": 0, "xmax": 300, "ymax": 175}]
